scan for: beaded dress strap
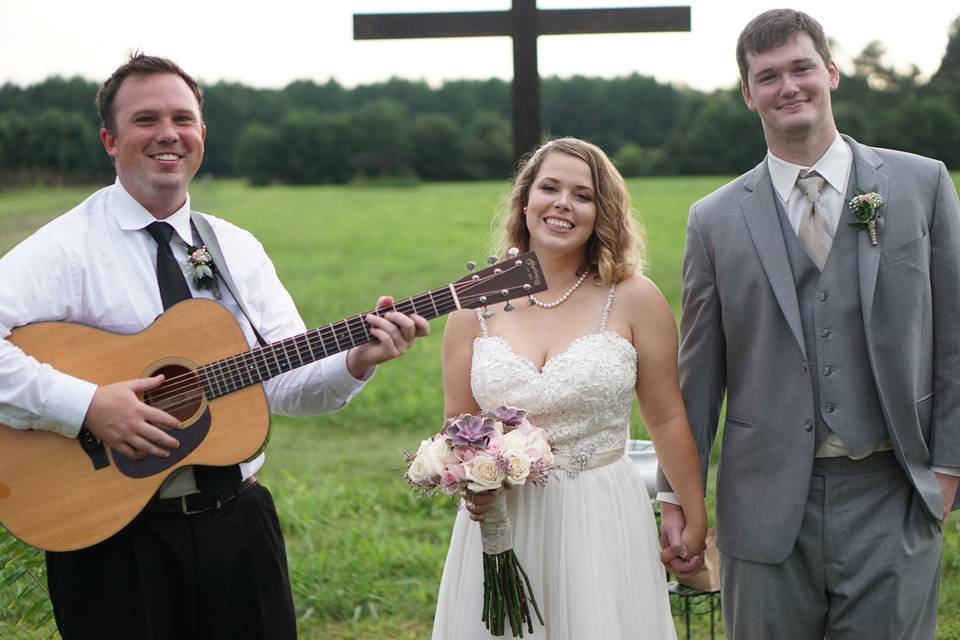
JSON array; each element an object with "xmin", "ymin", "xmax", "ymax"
[
  {"xmin": 599, "ymin": 284, "xmax": 617, "ymax": 331},
  {"xmin": 474, "ymin": 309, "xmax": 490, "ymax": 337}
]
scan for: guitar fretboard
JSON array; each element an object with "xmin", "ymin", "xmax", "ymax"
[{"xmin": 197, "ymin": 286, "xmax": 460, "ymax": 399}]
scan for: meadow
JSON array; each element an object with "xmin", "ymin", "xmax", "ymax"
[{"xmin": 1, "ymin": 175, "xmax": 959, "ymax": 639}]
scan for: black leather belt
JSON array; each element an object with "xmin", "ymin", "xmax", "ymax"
[{"xmin": 148, "ymin": 476, "xmax": 258, "ymax": 516}]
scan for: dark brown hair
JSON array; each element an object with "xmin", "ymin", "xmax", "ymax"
[
  {"xmin": 96, "ymin": 53, "xmax": 203, "ymax": 134},
  {"xmin": 736, "ymin": 9, "xmax": 832, "ymax": 83}
]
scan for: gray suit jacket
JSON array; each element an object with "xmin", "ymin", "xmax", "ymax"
[{"xmin": 664, "ymin": 136, "xmax": 960, "ymax": 564}]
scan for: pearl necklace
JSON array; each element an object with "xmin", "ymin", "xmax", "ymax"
[{"xmin": 530, "ymin": 270, "xmax": 589, "ymax": 309}]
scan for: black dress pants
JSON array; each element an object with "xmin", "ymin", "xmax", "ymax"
[{"xmin": 46, "ymin": 483, "xmax": 296, "ymax": 640}]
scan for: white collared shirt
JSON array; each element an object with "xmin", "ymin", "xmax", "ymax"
[
  {"xmin": 0, "ymin": 179, "xmax": 370, "ymax": 494},
  {"xmin": 767, "ymin": 132, "xmax": 852, "ymax": 236}
]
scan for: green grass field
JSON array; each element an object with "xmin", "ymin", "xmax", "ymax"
[{"xmin": 1, "ymin": 176, "xmax": 959, "ymax": 639}]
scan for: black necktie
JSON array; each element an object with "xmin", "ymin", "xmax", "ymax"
[
  {"xmin": 145, "ymin": 221, "xmax": 192, "ymax": 310},
  {"xmin": 145, "ymin": 221, "xmax": 241, "ymax": 502}
]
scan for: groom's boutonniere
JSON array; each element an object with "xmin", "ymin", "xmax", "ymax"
[
  {"xmin": 848, "ymin": 186, "xmax": 884, "ymax": 247},
  {"xmin": 183, "ymin": 244, "xmax": 222, "ymax": 299}
]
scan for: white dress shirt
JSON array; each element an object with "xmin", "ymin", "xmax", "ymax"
[
  {"xmin": 767, "ymin": 132, "xmax": 851, "ymax": 238},
  {"xmin": 0, "ymin": 179, "xmax": 370, "ymax": 496}
]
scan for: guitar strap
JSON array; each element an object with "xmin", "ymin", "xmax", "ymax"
[{"xmin": 189, "ymin": 211, "xmax": 268, "ymax": 347}]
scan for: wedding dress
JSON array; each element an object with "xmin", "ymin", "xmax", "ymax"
[{"xmin": 432, "ymin": 286, "xmax": 676, "ymax": 639}]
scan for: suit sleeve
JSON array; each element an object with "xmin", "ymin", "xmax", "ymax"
[
  {"xmin": 658, "ymin": 204, "xmax": 727, "ymax": 494},
  {"xmin": 929, "ymin": 163, "xmax": 960, "ymax": 510}
]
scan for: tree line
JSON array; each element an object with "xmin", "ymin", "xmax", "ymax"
[{"xmin": 1, "ymin": 19, "xmax": 958, "ymax": 187}]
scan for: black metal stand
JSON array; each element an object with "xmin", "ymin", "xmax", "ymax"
[{"xmin": 668, "ymin": 581, "xmax": 721, "ymax": 640}]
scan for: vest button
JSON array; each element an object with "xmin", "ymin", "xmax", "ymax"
[
  {"xmin": 803, "ymin": 419, "xmax": 814, "ymax": 432},
  {"xmin": 822, "ymin": 365, "xmax": 833, "ymax": 376},
  {"xmin": 820, "ymin": 328, "xmax": 832, "ymax": 338},
  {"xmin": 824, "ymin": 402, "xmax": 836, "ymax": 413},
  {"xmin": 818, "ymin": 290, "xmax": 828, "ymax": 301}
]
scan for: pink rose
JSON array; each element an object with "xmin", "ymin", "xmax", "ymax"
[{"xmin": 439, "ymin": 464, "xmax": 466, "ymax": 495}]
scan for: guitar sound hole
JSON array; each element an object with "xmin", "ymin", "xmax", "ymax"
[{"xmin": 144, "ymin": 364, "xmax": 204, "ymax": 422}]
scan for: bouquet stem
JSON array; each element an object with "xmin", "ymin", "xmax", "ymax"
[{"xmin": 478, "ymin": 491, "xmax": 545, "ymax": 637}]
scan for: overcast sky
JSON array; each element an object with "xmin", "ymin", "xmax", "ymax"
[{"xmin": 2, "ymin": 1, "xmax": 956, "ymax": 92}]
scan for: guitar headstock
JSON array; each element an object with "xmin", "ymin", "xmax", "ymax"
[{"xmin": 453, "ymin": 250, "xmax": 548, "ymax": 312}]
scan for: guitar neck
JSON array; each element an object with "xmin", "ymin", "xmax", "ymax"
[{"xmin": 198, "ymin": 286, "xmax": 458, "ymax": 400}]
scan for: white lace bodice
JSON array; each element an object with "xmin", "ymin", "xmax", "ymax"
[{"xmin": 471, "ymin": 287, "xmax": 636, "ymax": 470}]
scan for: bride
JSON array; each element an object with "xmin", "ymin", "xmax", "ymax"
[{"xmin": 432, "ymin": 137, "xmax": 707, "ymax": 639}]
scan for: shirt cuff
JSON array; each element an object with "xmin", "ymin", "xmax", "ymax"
[
  {"xmin": 933, "ymin": 466, "xmax": 960, "ymax": 478},
  {"xmin": 329, "ymin": 350, "xmax": 374, "ymax": 395},
  {"xmin": 38, "ymin": 368, "xmax": 97, "ymax": 438},
  {"xmin": 656, "ymin": 491, "xmax": 681, "ymax": 505}
]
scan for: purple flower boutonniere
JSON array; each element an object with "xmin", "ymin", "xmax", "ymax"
[
  {"xmin": 183, "ymin": 244, "xmax": 222, "ymax": 299},
  {"xmin": 848, "ymin": 186, "xmax": 884, "ymax": 247}
]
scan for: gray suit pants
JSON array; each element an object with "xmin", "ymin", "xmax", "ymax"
[{"xmin": 720, "ymin": 452, "xmax": 942, "ymax": 639}]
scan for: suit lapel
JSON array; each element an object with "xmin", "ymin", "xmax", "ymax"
[
  {"xmin": 843, "ymin": 136, "xmax": 888, "ymax": 327},
  {"xmin": 740, "ymin": 161, "xmax": 807, "ymax": 358}
]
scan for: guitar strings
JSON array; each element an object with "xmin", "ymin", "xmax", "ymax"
[
  {"xmin": 145, "ymin": 280, "xmax": 508, "ymax": 414},
  {"xmin": 143, "ymin": 290, "xmax": 461, "ymax": 406},
  {"xmin": 143, "ymin": 287, "xmax": 461, "ymax": 405},
  {"xmin": 143, "ymin": 266, "xmax": 529, "ymax": 413}
]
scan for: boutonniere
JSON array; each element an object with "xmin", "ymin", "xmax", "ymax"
[
  {"xmin": 848, "ymin": 186, "xmax": 884, "ymax": 247},
  {"xmin": 183, "ymin": 243, "xmax": 222, "ymax": 299}
]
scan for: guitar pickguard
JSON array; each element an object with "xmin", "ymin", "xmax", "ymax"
[{"xmin": 111, "ymin": 406, "xmax": 212, "ymax": 478}]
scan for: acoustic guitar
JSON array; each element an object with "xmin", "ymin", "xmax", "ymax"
[{"xmin": 0, "ymin": 251, "xmax": 546, "ymax": 551}]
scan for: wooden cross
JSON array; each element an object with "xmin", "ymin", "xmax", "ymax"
[{"xmin": 354, "ymin": 1, "xmax": 690, "ymax": 163}]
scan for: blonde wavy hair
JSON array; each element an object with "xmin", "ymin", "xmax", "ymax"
[{"xmin": 493, "ymin": 137, "xmax": 645, "ymax": 285}]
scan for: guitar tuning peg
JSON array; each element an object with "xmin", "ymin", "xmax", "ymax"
[
  {"xmin": 528, "ymin": 296, "xmax": 536, "ymax": 306},
  {"xmin": 466, "ymin": 261, "xmax": 477, "ymax": 271},
  {"xmin": 504, "ymin": 302, "xmax": 515, "ymax": 312},
  {"xmin": 523, "ymin": 284, "xmax": 532, "ymax": 292},
  {"xmin": 481, "ymin": 308, "xmax": 495, "ymax": 319},
  {"xmin": 507, "ymin": 247, "xmax": 519, "ymax": 258},
  {"xmin": 471, "ymin": 274, "xmax": 480, "ymax": 281},
  {"xmin": 493, "ymin": 268, "xmax": 502, "ymax": 274},
  {"xmin": 515, "ymin": 260, "xmax": 523, "ymax": 267},
  {"xmin": 479, "ymin": 296, "xmax": 488, "ymax": 305},
  {"xmin": 487, "ymin": 255, "xmax": 498, "ymax": 265},
  {"xmin": 500, "ymin": 289, "xmax": 509, "ymax": 297}
]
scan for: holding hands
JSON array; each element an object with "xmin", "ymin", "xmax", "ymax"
[{"xmin": 658, "ymin": 501, "xmax": 707, "ymax": 577}]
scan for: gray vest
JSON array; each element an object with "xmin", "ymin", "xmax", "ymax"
[{"xmin": 774, "ymin": 179, "xmax": 888, "ymax": 452}]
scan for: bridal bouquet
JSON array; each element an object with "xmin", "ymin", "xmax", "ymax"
[{"xmin": 405, "ymin": 406, "xmax": 554, "ymax": 637}]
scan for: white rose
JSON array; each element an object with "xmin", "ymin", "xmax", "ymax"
[
  {"xmin": 503, "ymin": 450, "xmax": 532, "ymax": 485},
  {"xmin": 426, "ymin": 436, "xmax": 456, "ymax": 475},
  {"xmin": 465, "ymin": 454, "xmax": 506, "ymax": 492},
  {"xmin": 501, "ymin": 429, "xmax": 527, "ymax": 455},
  {"xmin": 407, "ymin": 439, "xmax": 438, "ymax": 484},
  {"xmin": 406, "ymin": 455, "xmax": 433, "ymax": 484},
  {"xmin": 526, "ymin": 433, "xmax": 554, "ymax": 466}
]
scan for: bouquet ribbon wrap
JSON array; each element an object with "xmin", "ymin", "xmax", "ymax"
[{"xmin": 479, "ymin": 489, "xmax": 512, "ymax": 555}]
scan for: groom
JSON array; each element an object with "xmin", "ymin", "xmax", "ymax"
[{"xmin": 659, "ymin": 9, "xmax": 960, "ymax": 638}]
